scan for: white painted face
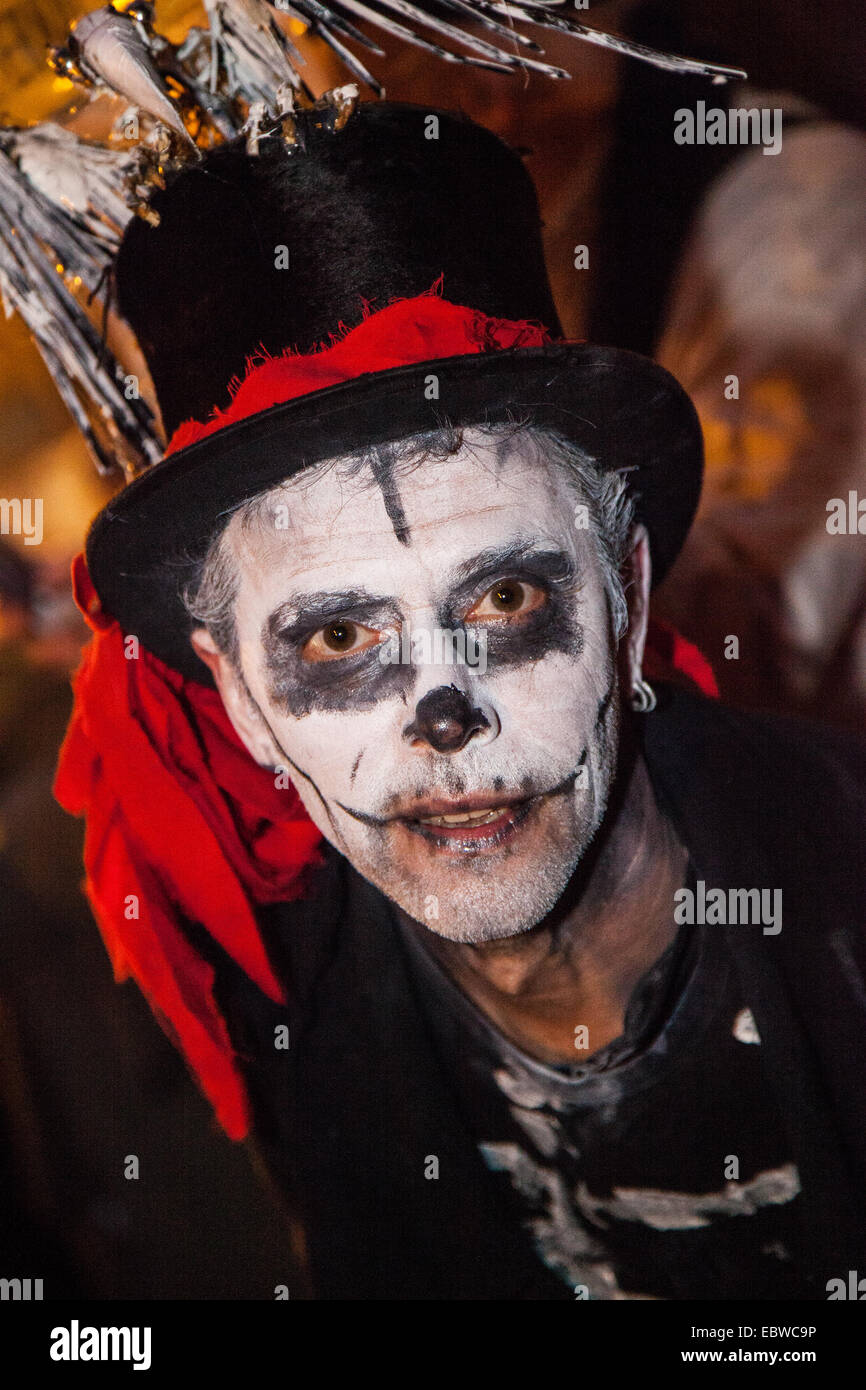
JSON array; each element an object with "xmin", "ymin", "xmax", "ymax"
[{"xmin": 220, "ymin": 430, "xmax": 624, "ymax": 942}]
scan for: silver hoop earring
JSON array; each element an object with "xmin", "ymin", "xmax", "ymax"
[{"xmin": 629, "ymin": 677, "xmax": 657, "ymax": 713}]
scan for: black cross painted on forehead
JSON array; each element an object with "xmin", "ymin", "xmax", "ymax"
[
  {"xmin": 363, "ymin": 430, "xmax": 525, "ymax": 546},
  {"xmin": 369, "ymin": 450, "xmax": 411, "ymax": 545}
]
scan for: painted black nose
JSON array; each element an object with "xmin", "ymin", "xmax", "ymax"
[{"xmin": 405, "ymin": 684, "xmax": 490, "ymax": 753}]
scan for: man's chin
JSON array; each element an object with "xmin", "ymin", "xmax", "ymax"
[
  {"xmin": 332, "ymin": 788, "xmax": 599, "ymax": 942},
  {"xmin": 413, "ymin": 906, "xmax": 556, "ymax": 945},
  {"xmin": 360, "ymin": 839, "xmax": 585, "ymax": 944}
]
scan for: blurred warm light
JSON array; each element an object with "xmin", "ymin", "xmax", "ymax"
[
  {"xmin": 2, "ymin": 429, "xmax": 115, "ymax": 562},
  {"xmin": 698, "ymin": 375, "xmax": 811, "ymax": 503}
]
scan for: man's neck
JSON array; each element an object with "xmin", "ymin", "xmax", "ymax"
[{"xmin": 399, "ymin": 751, "xmax": 689, "ymax": 1066}]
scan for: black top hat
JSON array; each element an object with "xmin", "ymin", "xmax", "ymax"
[{"xmin": 87, "ymin": 101, "xmax": 703, "ymax": 681}]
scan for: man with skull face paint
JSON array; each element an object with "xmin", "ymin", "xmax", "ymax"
[
  {"xmin": 56, "ymin": 101, "xmax": 866, "ymax": 1300},
  {"xmin": 191, "ymin": 424, "xmax": 634, "ymax": 956}
]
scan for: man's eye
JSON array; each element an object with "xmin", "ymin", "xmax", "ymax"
[
  {"xmin": 300, "ymin": 619, "xmax": 381, "ymax": 663},
  {"xmin": 465, "ymin": 578, "xmax": 546, "ymax": 622}
]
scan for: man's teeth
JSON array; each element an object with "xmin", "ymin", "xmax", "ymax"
[{"xmin": 417, "ymin": 806, "xmax": 508, "ymax": 827}]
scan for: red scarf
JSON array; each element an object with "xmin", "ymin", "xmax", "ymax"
[
  {"xmin": 55, "ymin": 292, "xmax": 717, "ymax": 1140},
  {"xmin": 55, "ymin": 555, "xmax": 323, "ymax": 1139}
]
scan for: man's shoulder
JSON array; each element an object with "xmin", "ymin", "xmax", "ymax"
[
  {"xmin": 648, "ymin": 681, "xmax": 866, "ymax": 810},
  {"xmin": 645, "ymin": 684, "xmax": 866, "ymax": 920}
]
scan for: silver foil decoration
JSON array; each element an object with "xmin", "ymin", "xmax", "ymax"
[
  {"xmin": 2, "ymin": 0, "xmax": 746, "ymax": 478},
  {"xmin": 0, "ymin": 125, "xmax": 164, "ymax": 478}
]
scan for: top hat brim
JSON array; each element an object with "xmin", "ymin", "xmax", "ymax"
[{"xmin": 86, "ymin": 343, "xmax": 703, "ymax": 683}]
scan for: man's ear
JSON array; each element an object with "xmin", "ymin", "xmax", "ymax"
[
  {"xmin": 617, "ymin": 523, "xmax": 652, "ymax": 693},
  {"xmin": 190, "ymin": 628, "xmax": 282, "ymax": 768}
]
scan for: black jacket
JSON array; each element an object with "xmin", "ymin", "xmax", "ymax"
[{"xmin": 209, "ymin": 684, "xmax": 866, "ymax": 1299}]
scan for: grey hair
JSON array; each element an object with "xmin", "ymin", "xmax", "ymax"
[{"xmin": 182, "ymin": 421, "xmax": 636, "ymax": 666}]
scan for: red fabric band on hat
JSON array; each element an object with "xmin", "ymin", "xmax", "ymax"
[{"xmin": 165, "ymin": 285, "xmax": 552, "ymax": 454}]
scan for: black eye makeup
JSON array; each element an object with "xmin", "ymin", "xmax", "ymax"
[
  {"xmin": 260, "ymin": 544, "xmax": 585, "ymax": 716},
  {"xmin": 263, "ymin": 593, "xmax": 410, "ymax": 715},
  {"xmin": 300, "ymin": 619, "xmax": 384, "ymax": 663},
  {"xmin": 446, "ymin": 548, "xmax": 585, "ymax": 667},
  {"xmin": 464, "ymin": 577, "xmax": 548, "ymax": 622}
]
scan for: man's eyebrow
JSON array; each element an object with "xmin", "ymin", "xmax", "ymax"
[
  {"xmin": 446, "ymin": 542, "xmax": 579, "ymax": 593},
  {"xmin": 264, "ymin": 589, "xmax": 395, "ymax": 642},
  {"xmin": 262, "ymin": 545, "xmax": 578, "ymax": 641}
]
